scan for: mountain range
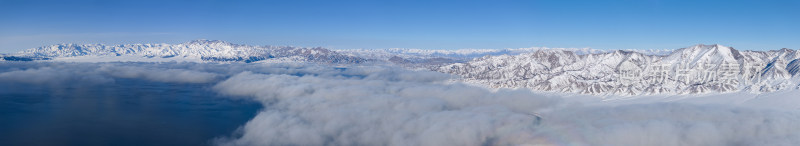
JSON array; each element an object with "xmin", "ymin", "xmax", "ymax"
[
  {"xmin": 12, "ymin": 39, "xmax": 367, "ymax": 64},
  {"xmin": 437, "ymin": 44, "xmax": 800, "ymax": 95},
  {"xmin": 4, "ymin": 40, "xmax": 799, "ymax": 95}
]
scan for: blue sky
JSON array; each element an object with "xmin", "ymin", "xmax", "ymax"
[{"xmin": 1, "ymin": 0, "xmax": 798, "ymax": 52}]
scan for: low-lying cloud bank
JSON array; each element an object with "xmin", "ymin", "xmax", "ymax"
[
  {"xmin": 0, "ymin": 62, "xmax": 356, "ymax": 85},
  {"xmin": 3, "ymin": 62, "xmax": 800, "ymax": 145},
  {"xmin": 0, "ymin": 62, "xmax": 221, "ymax": 85},
  {"xmin": 210, "ymin": 64, "xmax": 800, "ymax": 146},
  {"xmin": 535, "ymin": 103, "xmax": 800, "ymax": 145},
  {"xmin": 213, "ymin": 71, "xmax": 561, "ymax": 146}
]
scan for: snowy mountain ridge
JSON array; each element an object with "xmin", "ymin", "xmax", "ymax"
[
  {"xmin": 436, "ymin": 44, "xmax": 800, "ymax": 95},
  {"xmin": 338, "ymin": 47, "xmax": 674, "ymax": 60},
  {"xmin": 15, "ymin": 39, "xmax": 367, "ymax": 63},
  {"xmin": 5, "ymin": 40, "xmax": 800, "ymax": 95}
]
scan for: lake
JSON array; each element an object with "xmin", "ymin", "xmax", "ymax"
[{"xmin": 0, "ymin": 78, "xmax": 262, "ymax": 146}]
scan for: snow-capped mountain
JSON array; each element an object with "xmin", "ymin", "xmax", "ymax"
[
  {"xmin": 337, "ymin": 47, "xmax": 673, "ymax": 68},
  {"xmin": 6, "ymin": 40, "xmax": 800, "ymax": 95},
  {"xmin": 436, "ymin": 44, "xmax": 800, "ymax": 95},
  {"xmin": 338, "ymin": 47, "xmax": 673, "ymax": 63},
  {"xmin": 15, "ymin": 40, "xmax": 368, "ymax": 64}
]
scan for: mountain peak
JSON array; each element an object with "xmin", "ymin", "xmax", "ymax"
[
  {"xmin": 661, "ymin": 44, "xmax": 742, "ymax": 65},
  {"xmin": 689, "ymin": 44, "xmax": 729, "ymax": 50},
  {"xmin": 685, "ymin": 44, "xmax": 739, "ymax": 53},
  {"xmin": 184, "ymin": 39, "xmax": 232, "ymax": 45}
]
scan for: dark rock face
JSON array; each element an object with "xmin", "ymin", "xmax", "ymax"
[{"xmin": 1, "ymin": 56, "xmax": 37, "ymax": 61}]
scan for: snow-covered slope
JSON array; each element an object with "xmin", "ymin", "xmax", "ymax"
[
  {"xmin": 338, "ymin": 47, "xmax": 672, "ymax": 64},
  {"xmin": 437, "ymin": 44, "xmax": 800, "ymax": 95},
  {"xmin": 15, "ymin": 40, "xmax": 368, "ymax": 64},
  {"xmin": 8, "ymin": 41, "xmax": 800, "ymax": 95}
]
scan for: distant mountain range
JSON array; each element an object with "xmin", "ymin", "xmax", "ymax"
[
  {"xmin": 3, "ymin": 40, "xmax": 799, "ymax": 95},
  {"xmin": 11, "ymin": 39, "xmax": 367, "ymax": 64}
]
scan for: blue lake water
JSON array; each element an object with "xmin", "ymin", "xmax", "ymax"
[{"xmin": 0, "ymin": 78, "xmax": 262, "ymax": 146}]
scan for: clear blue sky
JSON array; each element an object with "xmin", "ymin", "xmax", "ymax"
[{"xmin": 1, "ymin": 0, "xmax": 798, "ymax": 52}]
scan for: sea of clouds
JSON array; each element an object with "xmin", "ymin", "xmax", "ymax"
[{"xmin": 2, "ymin": 62, "xmax": 800, "ymax": 146}]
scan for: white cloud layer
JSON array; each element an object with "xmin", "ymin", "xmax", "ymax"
[
  {"xmin": 3, "ymin": 62, "xmax": 800, "ymax": 145},
  {"xmin": 211, "ymin": 65, "xmax": 800, "ymax": 146},
  {"xmin": 534, "ymin": 103, "xmax": 800, "ymax": 145},
  {"xmin": 97, "ymin": 65, "xmax": 220, "ymax": 83},
  {"xmin": 213, "ymin": 71, "xmax": 561, "ymax": 146},
  {"xmin": 0, "ymin": 62, "xmax": 222, "ymax": 85}
]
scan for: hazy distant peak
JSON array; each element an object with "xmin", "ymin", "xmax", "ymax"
[{"xmin": 182, "ymin": 39, "xmax": 233, "ymax": 45}]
